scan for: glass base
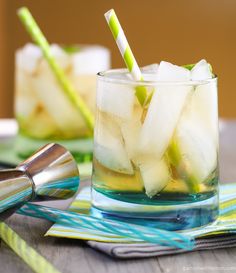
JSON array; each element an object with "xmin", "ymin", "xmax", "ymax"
[
  {"xmin": 15, "ymin": 133, "xmax": 93, "ymax": 163},
  {"xmin": 91, "ymin": 189, "xmax": 219, "ymax": 230}
]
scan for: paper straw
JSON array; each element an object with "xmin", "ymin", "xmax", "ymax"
[
  {"xmin": 18, "ymin": 203, "xmax": 194, "ymax": 250},
  {"xmin": 17, "ymin": 7, "xmax": 94, "ymax": 132},
  {"xmin": 104, "ymin": 9, "xmax": 147, "ymax": 105},
  {"xmin": 0, "ymin": 222, "xmax": 60, "ymax": 273}
]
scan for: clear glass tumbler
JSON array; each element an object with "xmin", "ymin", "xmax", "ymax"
[
  {"xmin": 91, "ymin": 68, "xmax": 219, "ymax": 230},
  {"xmin": 14, "ymin": 43, "xmax": 110, "ymax": 162}
]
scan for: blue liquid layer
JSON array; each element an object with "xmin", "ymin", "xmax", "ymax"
[{"xmin": 91, "ymin": 189, "xmax": 219, "ymax": 230}]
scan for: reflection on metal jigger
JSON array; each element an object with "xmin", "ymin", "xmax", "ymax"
[{"xmin": 0, "ymin": 143, "xmax": 80, "ymax": 220}]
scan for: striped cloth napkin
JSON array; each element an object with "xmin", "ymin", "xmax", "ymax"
[{"xmin": 46, "ymin": 183, "xmax": 236, "ymax": 258}]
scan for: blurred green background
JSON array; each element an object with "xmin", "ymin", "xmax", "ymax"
[{"xmin": 0, "ymin": 0, "xmax": 235, "ymax": 118}]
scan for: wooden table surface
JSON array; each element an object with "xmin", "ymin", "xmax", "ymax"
[{"xmin": 1, "ymin": 120, "xmax": 236, "ymax": 273}]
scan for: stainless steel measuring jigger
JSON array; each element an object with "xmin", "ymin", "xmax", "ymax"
[{"xmin": 0, "ymin": 143, "xmax": 80, "ymax": 219}]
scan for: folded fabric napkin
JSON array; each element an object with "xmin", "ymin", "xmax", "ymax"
[
  {"xmin": 87, "ymin": 234, "xmax": 236, "ymax": 258},
  {"xmin": 46, "ymin": 183, "xmax": 236, "ymax": 258}
]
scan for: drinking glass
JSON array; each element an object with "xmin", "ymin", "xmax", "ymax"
[
  {"xmin": 91, "ymin": 68, "xmax": 219, "ymax": 230},
  {"xmin": 14, "ymin": 43, "xmax": 110, "ymax": 163}
]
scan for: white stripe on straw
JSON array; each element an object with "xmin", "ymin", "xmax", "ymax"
[
  {"xmin": 104, "ymin": 9, "xmax": 148, "ymax": 106},
  {"xmin": 104, "ymin": 9, "xmax": 143, "ymax": 81}
]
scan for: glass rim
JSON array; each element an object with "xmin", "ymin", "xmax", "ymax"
[
  {"xmin": 16, "ymin": 43, "xmax": 109, "ymax": 54},
  {"xmin": 97, "ymin": 68, "xmax": 217, "ymax": 86}
]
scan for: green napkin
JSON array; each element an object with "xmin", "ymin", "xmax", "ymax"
[{"xmin": 0, "ymin": 136, "xmax": 92, "ymax": 178}]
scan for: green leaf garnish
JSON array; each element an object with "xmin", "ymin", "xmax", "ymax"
[
  {"xmin": 62, "ymin": 45, "xmax": 80, "ymax": 54},
  {"xmin": 182, "ymin": 62, "xmax": 213, "ymax": 74}
]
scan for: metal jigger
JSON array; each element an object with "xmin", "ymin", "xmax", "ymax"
[{"xmin": 0, "ymin": 143, "xmax": 80, "ymax": 219}]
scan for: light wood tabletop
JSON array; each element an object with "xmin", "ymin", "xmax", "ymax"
[{"xmin": 1, "ymin": 120, "xmax": 236, "ymax": 273}]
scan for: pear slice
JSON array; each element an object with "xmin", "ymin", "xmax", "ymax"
[
  {"xmin": 121, "ymin": 120, "xmax": 141, "ymax": 159},
  {"xmin": 120, "ymin": 105, "xmax": 142, "ymax": 159},
  {"xmin": 15, "ymin": 69, "xmax": 38, "ymax": 118},
  {"xmin": 156, "ymin": 61, "xmax": 191, "ymax": 81},
  {"xmin": 18, "ymin": 107, "xmax": 57, "ymax": 139},
  {"xmin": 168, "ymin": 83, "xmax": 218, "ymax": 192},
  {"xmin": 50, "ymin": 44, "xmax": 70, "ymax": 69},
  {"xmin": 139, "ymin": 85, "xmax": 192, "ymax": 159},
  {"xmin": 72, "ymin": 45, "xmax": 110, "ymax": 75},
  {"xmin": 96, "ymin": 80, "xmax": 135, "ymax": 120},
  {"xmin": 139, "ymin": 61, "xmax": 192, "ymax": 158},
  {"xmin": 135, "ymin": 156, "xmax": 171, "ymax": 198},
  {"xmin": 191, "ymin": 59, "xmax": 212, "ymax": 81},
  {"xmin": 94, "ymin": 142, "xmax": 134, "ymax": 175},
  {"xmin": 190, "ymin": 81, "xmax": 219, "ymax": 146},
  {"xmin": 170, "ymin": 120, "xmax": 217, "ymax": 191},
  {"xmin": 30, "ymin": 61, "xmax": 89, "ymax": 136},
  {"xmin": 16, "ymin": 43, "xmax": 42, "ymax": 74},
  {"xmin": 94, "ymin": 112, "xmax": 134, "ymax": 175}
]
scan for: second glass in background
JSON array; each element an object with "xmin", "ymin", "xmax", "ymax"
[{"xmin": 15, "ymin": 43, "xmax": 110, "ymax": 164}]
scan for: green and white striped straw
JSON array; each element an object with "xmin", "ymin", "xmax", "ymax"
[
  {"xmin": 0, "ymin": 222, "xmax": 60, "ymax": 273},
  {"xmin": 17, "ymin": 7, "xmax": 94, "ymax": 132},
  {"xmin": 104, "ymin": 9, "xmax": 147, "ymax": 105}
]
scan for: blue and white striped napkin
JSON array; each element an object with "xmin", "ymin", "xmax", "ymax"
[{"xmin": 46, "ymin": 183, "xmax": 236, "ymax": 257}]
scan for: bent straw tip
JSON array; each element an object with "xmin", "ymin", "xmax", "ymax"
[
  {"xmin": 104, "ymin": 9, "xmax": 114, "ymax": 21},
  {"xmin": 17, "ymin": 6, "xmax": 29, "ymax": 16}
]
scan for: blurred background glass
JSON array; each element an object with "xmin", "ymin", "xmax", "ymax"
[
  {"xmin": 14, "ymin": 43, "xmax": 110, "ymax": 160},
  {"xmin": 0, "ymin": 0, "xmax": 235, "ymax": 118}
]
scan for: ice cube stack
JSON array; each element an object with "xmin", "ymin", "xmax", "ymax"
[
  {"xmin": 15, "ymin": 43, "xmax": 110, "ymax": 139},
  {"xmin": 94, "ymin": 59, "xmax": 218, "ymax": 197},
  {"xmin": 16, "ymin": 43, "xmax": 110, "ymax": 75}
]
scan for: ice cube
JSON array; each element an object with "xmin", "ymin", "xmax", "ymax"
[
  {"xmin": 50, "ymin": 44, "xmax": 70, "ymax": 69},
  {"xmin": 189, "ymin": 81, "xmax": 219, "ymax": 145},
  {"xmin": 94, "ymin": 143, "xmax": 134, "ymax": 175},
  {"xmin": 139, "ymin": 85, "xmax": 192, "ymax": 159},
  {"xmin": 142, "ymin": 63, "xmax": 159, "ymax": 72},
  {"xmin": 15, "ymin": 95, "xmax": 37, "ymax": 119},
  {"xmin": 141, "ymin": 64, "xmax": 159, "ymax": 81},
  {"xmin": 16, "ymin": 43, "xmax": 42, "ymax": 74},
  {"xmin": 30, "ymin": 62, "xmax": 89, "ymax": 136},
  {"xmin": 120, "ymin": 119, "xmax": 142, "ymax": 159},
  {"xmin": 21, "ymin": 108, "xmax": 57, "ymax": 139},
  {"xmin": 137, "ymin": 156, "xmax": 170, "ymax": 197},
  {"xmin": 156, "ymin": 61, "xmax": 191, "ymax": 81},
  {"xmin": 94, "ymin": 113, "xmax": 133, "ymax": 175},
  {"xmin": 72, "ymin": 46, "xmax": 110, "ymax": 75},
  {"xmin": 173, "ymin": 118, "xmax": 217, "ymax": 184},
  {"xmin": 191, "ymin": 59, "xmax": 212, "ymax": 81},
  {"xmin": 169, "ymin": 84, "xmax": 218, "ymax": 187},
  {"xmin": 97, "ymin": 80, "xmax": 135, "ymax": 119},
  {"xmin": 15, "ymin": 69, "xmax": 38, "ymax": 117},
  {"xmin": 69, "ymin": 74, "xmax": 97, "ymax": 112}
]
